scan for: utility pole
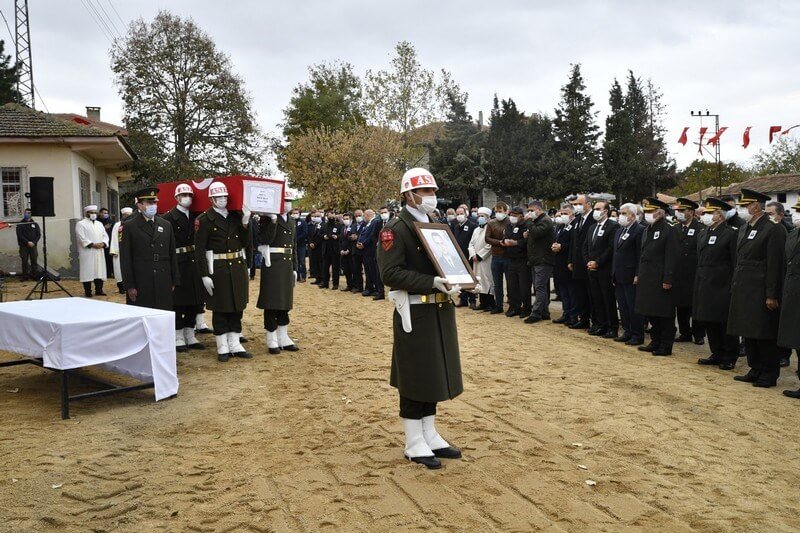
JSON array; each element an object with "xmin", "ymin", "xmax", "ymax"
[
  {"xmin": 14, "ymin": 0, "xmax": 34, "ymax": 108},
  {"xmin": 690, "ymin": 110, "xmax": 722, "ymax": 196}
]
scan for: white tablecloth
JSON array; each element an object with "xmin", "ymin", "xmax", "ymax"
[{"xmin": 0, "ymin": 298, "xmax": 178, "ymax": 400}]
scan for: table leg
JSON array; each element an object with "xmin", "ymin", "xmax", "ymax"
[{"xmin": 61, "ymin": 370, "xmax": 70, "ymax": 420}]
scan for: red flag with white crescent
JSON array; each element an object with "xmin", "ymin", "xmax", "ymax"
[
  {"xmin": 769, "ymin": 126, "xmax": 782, "ymax": 143},
  {"xmin": 706, "ymin": 127, "xmax": 728, "ymax": 146},
  {"xmin": 697, "ymin": 127, "xmax": 708, "ymax": 154},
  {"xmin": 742, "ymin": 127, "xmax": 752, "ymax": 149},
  {"xmin": 678, "ymin": 127, "xmax": 689, "ymax": 145}
]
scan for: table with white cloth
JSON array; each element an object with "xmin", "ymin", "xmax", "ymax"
[{"xmin": 0, "ymin": 298, "xmax": 178, "ymax": 418}]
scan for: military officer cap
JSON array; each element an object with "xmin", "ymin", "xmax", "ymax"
[
  {"xmin": 509, "ymin": 206, "xmax": 524, "ymax": 215},
  {"xmin": 736, "ymin": 188, "xmax": 770, "ymax": 206},
  {"xmin": 134, "ymin": 187, "xmax": 160, "ymax": 203},
  {"xmin": 703, "ymin": 197, "xmax": 733, "ymax": 213},
  {"xmin": 642, "ymin": 197, "xmax": 672, "ymax": 213},
  {"xmin": 675, "ymin": 197, "xmax": 699, "ymax": 210}
]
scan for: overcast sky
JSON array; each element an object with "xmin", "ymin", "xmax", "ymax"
[{"xmin": 16, "ymin": 0, "xmax": 800, "ymax": 173}]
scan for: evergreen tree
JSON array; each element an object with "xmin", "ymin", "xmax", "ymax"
[
  {"xmin": 551, "ymin": 64, "xmax": 602, "ymax": 195},
  {"xmin": 484, "ymin": 95, "xmax": 529, "ymax": 202},
  {"xmin": 602, "ymin": 79, "xmax": 634, "ymax": 201},
  {"xmin": 0, "ymin": 40, "xmax": 20, "ymax": 105}
]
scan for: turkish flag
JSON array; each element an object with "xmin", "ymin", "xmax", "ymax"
[
  {"xmin": 155, "ymin": 175, "xmax": 285, "ymax": 214},
  {"xmin": 706, "ymin": 127, "xmax": 728, "ymax": 146},
  {"xmin": 742, "ymin": 127, "xmax": 752, "ymax": 149},
  {"xmin": 769, "ymin": 126, "xmax": 782, "ymax": 143},
  {"xmin": 782, "ymin": 124, "xmax": 800, "ymax": 135},
  {"xmin": 697, "ymin": 127, "xmax": 708, "ymax": 154},
  {"xmin": 678, "ymin": 127, "xmax": 689, "ymax": 145}
]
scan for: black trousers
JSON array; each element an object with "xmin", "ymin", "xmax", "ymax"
[
  {"xmin": 703, "ymin": 321, "xmax": 738, "ymax": 363},
  {"xmin": 744, "ymin": 337, "xmax": 780, "ymax": 383},
  {"xmin": 647, "ymin": 314, "xmax": 676, "ymax": 351},
  {"xmin": 352, "ymin": 253, "xmax": 364, "ymax": 291},
  {"xmin": 341, "ymin": 253, "xmax": 354, "ymax": 288},
  {"xmin": 506, "ymin": 258, "xmax": 531, "ymax": 314},
  {"xmin": 19, "ymin": 245, "xmax": 38, "ymax": 278},
  {"xmin": 322, "ymin": 251, "xmax": 341, "ymax": 287},
  {"xmin": 212, "ymin": 311, "xmax": 243, "ymax": 335},
  {"xmin": 572, "ymin": 278, "xmax": 591, "ymax": 323},
  {"xmin": 363, "ymin": 253, "xmax": 376, "ymax": 293},
  {"xmin": 175, "ymin": 304, "xmax": 203, "ymax": 330},
  {"xmin": 588, "ymin": 270, "xmax": 617, "ymax": 330},
  {"xmin": 309, "ymin": 246, "xmax": 322, "ymax": 279},
  {"xmin": 399, "ymin": 395, "xmax": 437, "ymax": 419},
  {"xmin": 478, "ymin": 293, "xmax": 496, "ymax": 309},
  {"xmin": 83, "ymin": 279, "xmax": 103, "ymax": 295},
  {"xmin": 677, "ymin": 306, "xmax": 705, "ymax": 341},
  {"xmin": 264, "ymin": 309, "xmax": 290, "ymax": 332}
]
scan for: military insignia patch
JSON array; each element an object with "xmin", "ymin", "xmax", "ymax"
[{"xmin": 380, "ymin": 229, "xmax": 395, "ymax": 251}]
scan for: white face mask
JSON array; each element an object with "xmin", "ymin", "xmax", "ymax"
[
  {"xmin": 291, "ymin": 213, "xmax": 300, "ymax": 220},
  {"xmin": 495, "ymin": 212, "xmax": 507, "ymax": 221},
  {"xmin": 724, "ymin": 208, "xmax": 735, "ymax": 220},
  {"xmin": 618, "ymin": 214, "xmax": 630, "ymax": 227},
  {"xmin": 179, "ymin": 196, "xmax": 193, "ymax": 208},
  {"xmin": 312, "ymin": 216, "xmax": 321, "ymax": 223},
  {"xmin": 609, "ymin": 216, "xmax": 618, "ymax": 223},
  {"xmin": 380, "ymin": 213, "xmax": 389, "ymax": 221},
  {"xmin": 213, "ymin": 196, "xmax": 228, "ymax": 209},
  {"xmin": 793, "ymin": 211, "xmax": 800, "ymax": 227},
  {"xmin": 737, "ymin": 206, "xmax": 752, "ymax": 222},
  {"xmin": 477, "ymin": 216, "xmax": 487, "ymax": 226},
  {"xmin": 644, "ymin": 213, "xmax": 656, "ymax": 225},
  {"xmin": 700, "ymin": 213, "xmax": 715, "ymax": 226},
  {"xmin": 674, "ymin": 211, "xmax": 686, "ymax": 222},
  {"xmin": 573, "ymin": 204, "xmax": 585, "ymax": 215},
  {"xmin": 456, "ymin": 214, "xmax": 466, "ymax": 223},
  {"xmin": 592, "ymin": 209, "xmax": 603, "ymax": 222},
  {"xmin": 356, "ymin": 216, "xmax": 363, "ymax": 223},
  {"xmin": 144, "ymin": 204, "xmax": 158, "ymax": 218},
  {"xmin": 89, "ymin": 213, "xmax": 97, "ymax": 221},
  {"xmin": 413, "ymin": 193, "xmax": 438, "ymax": 214},
  {"xmin": 342, "ymin": 219, "xmax": 351, "ymax": 226},
  {"xmin": 508, "ymin": 216, "xmax": 519, "ymax": 225}
]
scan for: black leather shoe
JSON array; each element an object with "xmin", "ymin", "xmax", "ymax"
[
  {"xmin": 405, "ymin": 455, "xmax": 442, "ymax": 469},
  {"xmin": 603, "ymin": 330, "xmax": 618, "ymax": 339},
  {"xmin": 281, "ymin": 344, "xmax": 299, "ymax": 352},
  {"xmin": 187, "ymin": 342, "xmax": 205, "ymax": 350},
  {"xmin": 552, "ymin": 316, "xmax": 568, "ymax": 324},
  {"xmin": 373, "ymin": 294, "xmax": 385, "ymax": 301},
  {"xmin": 752, "ymin": 380, "xmax": 776, "ymax": 388},
  {"xmin": 625, "ymin": 337, "xmax": 644, "ymax": 346},
  {"xmin": 231, "ymin": 351, "xmax": 253, "ymax": 359},
  {"xmin": 489, "ymin": 308, "xmax": 503, "ymax": 314},
  {"xmin": 505, "ymin": 309, "xmax": 520, "ymax": 317},
  {"xmin": 196, "ymin": 328, "xmax": 213, "ymax": 334},
  {"xmin": 780, "ymin": 357, "xmax": 790, "ymax": 368},
  {"xmin": 95, "ymin": 291, "xmax": 107, "ymax": 296},
  {"xmin": 318, "ymin": 284, "xmax": 329, "ymax": 289},
  {"xmin": 218, "ymin": 353, "xmax": 230, "ymax": 362},
  {"xmin": 783, "ymin": 389, "xmax": 800, "ymax": 398},
  {"xmin": 588, "ymin": 328, "xmax": 606, "ymax": 337},
  {"xmin": 698, "ymin": 357, "xmax": 723, "ymax": 365},
  {"xmin": 719, "ymin": 362, "xmax": 736, "ymax": 370},
  {"xmin": 432, "ymin": 446, "xmax": 462, "ymax": 459},
  {"xmin": 362, "ymin": 291, "xmax": 372, "ymax": 297},
  {"xmin": 569, "ymin": 321, "xmax": 589, "ymax": 330},
  {"xmin": 694, "ymin": 338, "xmax": 705, "ymax": 346},
  {"xmin": 331, "ymin": 285, "xmax": 339, "ymax": 290},
  {"xmin": 652, "ymin": 348, "xmax": 672, "ymax": 356},
  {"xmin": 176, "ymin": 345, "xmax": 189, "ymax": 353},
  {"xmin": 638, "ymin": 344, "xmax": 655, "ymax": 352},
  {"xmin": 614, "ymin": 334, "xmax": 631, "ymax": 343},
  {"xmin": 268, "ymin": 347, "xmax": 281, "ymax": 355},
  {"xmin": 239, "ymin": 337, "xmax": 249, "ymax": 344},
  {"xmin": 524, "ymin": 315, "xmax": 541, "ymax": 324},
  {"xmin": 674, "ymin": 334, "xmax": 692, "ymax": 343},
  {"xmin": 734, "ymin": 373, "xmax": 758, "ymax": 383}
]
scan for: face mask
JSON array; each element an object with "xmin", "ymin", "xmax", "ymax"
[
  {"xmin": 508, "ymin": 216, "xmax": 519, "ymax": 225},
  {"xmin": 179, "ymin": 196, "xmax": 192, "ymax": 208},
  {"xmin": 356, "ymin": 216, "xmax": 363, "ymax": 223},
  {"xmin": 446, "ymin": 214, "xmax": 456, "ymax": 222},
  {"xmin": 342, "ymin": 219, "xmax": 351, "ymax": 226},
  {"xmin": 666, "ymin": 215, "xmax": 674, "ymax": 222},
  {"xmin": 414, "ymin": 194, "xmax": 438, "ymax": 214},
  {"xmin": 23, "ymin": 212, "xmax": 30, "ymax": 220},
  {"xmin": 592, "ymin": 209, "xmax": 603, "ymax": 221},
  {"xmin": 737, "ymin": 206, "xmax": 752, "ymax": 223},
  {"xmin": 792, "ymin": 212, "xmax": 800, "ymax": 227},
  {"xmin": 100, "ymin": 214, "xmax": 109, "ymax": 220},
  {"xmin": 724, "ymin": 208, "xmax": 735, "ymax": 220},
  {"xmin": 477, "ymin": 216, "xmax": 487, "ymax": 226},
  {"xmin": 675, "ymin": 211, "xmax": 686, "ymax": 222},
  {"xmin": 284, "ymin": 202, "xmax": 292, "ymax": 212},
  {"xmin": 644, "ymin": 213, "xmax": 656, "ymax": 225},
  {"xmin": 456, "ymin": 214, "xmax": 466, "ymax": 223},
  {"xmin": 769, "ymin": 214, "xmax": 781, "ymax": 224},
  {"xmin": 380, "ymin": 213, "xmax": 389, "ymax": 221},
  {"xmin": 573, "ymin": 204, "xmax": 585, "ymax": 215},
  {"xmin": 495, "ymin": 212, "xmax": 507, "ymax": 221},
  {"xmin": 213, "ymin": 197, "xmax": 228, "ymax": 209},
  {"xmin": 700, "ymin": 213, "xmax": 715, "ymax": 227},
  {"xmin": 618, "ymin": 214, "xmax": 630, "ymax": 227},
  {"xmin": 524, "ymin": 211, "xmax": 533, "ymax": 220},
  {"xmin": 291, "ymin": 213, "xmax": 300, "ymax": 220},
  {"xmin": 144, "ymin": 204, "xmax": 158, "ymax": 218},
  {"xmin": 471, "ymin": 212, "xmax": 478, "ymax": 219},
  {"xmin": 312, "ymin": 216, "xmax": 321, "ymax": 223}
]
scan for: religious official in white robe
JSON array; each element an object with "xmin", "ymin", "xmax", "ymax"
[
  {"xmin": 468, "ymin": 206, "xmax": 495, "ymax": 311},
  {"xmin": 109, "ymin": 207, "xmax": 133, "ymax": 293},
  {"xmin": 75, "ymin": 205, "xmax": 109, "ymax": 297}
]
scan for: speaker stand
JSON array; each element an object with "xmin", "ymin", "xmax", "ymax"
[{"xmin": 26, "ymin": 216, "xmax": 72, "ymax": 300}]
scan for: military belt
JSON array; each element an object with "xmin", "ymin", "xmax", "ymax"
[
  {"xmin": 409, "ymin": 293, "xmax": 451, "ymax": 305},
  {"xmin": 268, "ymin": 247, "xmax": 293, "ymax": 254},
  {"xmin": 175, "ymin": 245, "xmax": 195, "ymax": 254},
  {"xmin": 134, "ymin": 254, "xmax": 171, "ymax": 263},
  {"xmin": 212, "ymin": 251, "xmax": 245, "ymax": 260}
]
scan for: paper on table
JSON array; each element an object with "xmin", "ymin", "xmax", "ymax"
[{"xmin": 243, "ymin": 180, "xmax": 283, "ymax": 214}]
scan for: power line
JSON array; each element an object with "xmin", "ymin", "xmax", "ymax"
[
  {"xmin": 106, "ymin": 0, "xmax": 125, "ymax": 28},
  {"xmin": 91, "ymin": 0, "xmax": 122, "ymax": 38},
  {"xmin": 87, "ymin": 0, "xmax": 118, "ymax": 40},
  {"xmin": 79, "ymin": 0, "xmax": 113, "ymax": 43}
]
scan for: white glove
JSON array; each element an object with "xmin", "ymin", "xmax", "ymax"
[
  {"xmin": 257, "ymin": 245, "xmax": 271, "ymax": 267},
  {"xmin": 253, "ymin": 214, "xmax": 260, "ymax": 223},
  {"xmin": 242, "ymin": 205, "xmax": 251, "ymax": 226},
  {"xmin": 293, "ymin": 271, "xmax": 298, "ymax": 285},
  {"xmin": 268, "ymin": 214, "xmax": 277, "ymax": 222},
  {"xmin": 432, "ymin": 276, "xmax": 461, "ymax": 297},
  {"xmin": 202, "ymin": 276, "xmax": 214, "ymax": 296}
]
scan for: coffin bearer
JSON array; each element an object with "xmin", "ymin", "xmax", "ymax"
[
  {"xmin": 635, "ymin": 198, "xmax": 679, "ymax": 356},
  {"xmin": 781, "ymin": 199, "xmax": 800, "ymax": 398},
  {"xmin": 194, "ymin": 181, "xmax": 252, "ymax": 362},
  {"xmin": 729, "ymin": 189, "xmax": 787, "ymax": 387},
  {"xmin": 256, "ymin": 193, "xmax": 300, "ymax": 355},
  {"xmin": 693, "ymin": 198, "xmax": 739, "ymax": 369},
  {"xmin": 75, "ymin": 205, "xmax": 109, "ymax": 297},
  {"xmin": 378, "ymin": 167, "xmax": 463, "ymax": 470},
  {"xmin": 120, "ymin": 187, "xmax": 179, "ymax": 314},
  {"xmin": 673, "ymin": 198, "xmax": 705, "ymax": 345},
  {"xmin": 109, "ymin": 207, "xmax": 133, "ymax": 293},
  {"xmin": 163, "ymin": 184, "xmax": 206, "ymax": 352}
]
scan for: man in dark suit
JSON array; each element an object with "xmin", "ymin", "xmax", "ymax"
[
  {"xmin": 319, "ymin": 209, "xmax": 342, "ymax": 289},
  {"xmin": 780, "ymin": 199, "xmax": 800, "ymax": 398},
  {"xmin": 307, "ymin": 210, "xmax": 325, "ymax": 284},
  {"xmin": 612, "ymin": 203, "xmax": 645, "ymax": 345},
  {"xmin": 292, "ymin": 207, "xmax": 308, "ymax": 282},
  {"xmin": 673, "ymin": 198, "xmax": 705, "ymax": 345},
  {"xmin": 568, "ymin": 194, "xmax": 596, "ymax": 329},
  {"xmin": 582, "ymin": 200, "xmax": 619, "ymax": 338},
  {"xmin": 339, "ymin": 212, "xmax": 357, "ymax": 291},
  {"xmin": 551, "ymin": 204, "xmax": 576, "ymax": 325},
  {"xmin": 351, "ymin": 209, "xmax": 366, "ymax": 292},
  {"xmin": 450, "ymin": 206, "xmax": 477, "ymax": 307}
]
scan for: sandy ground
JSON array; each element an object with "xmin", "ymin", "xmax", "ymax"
[{"xmin": 1, "ymin": 275, "xmax": 800, "ymax": 532}]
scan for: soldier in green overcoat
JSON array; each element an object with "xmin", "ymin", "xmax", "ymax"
[
  {"xmin": 728, "ymin": 189, "xmax": 786, "ymax": 388},
  {"xmin": 194, "ymin": 181, "xmax": 252, "ymax": 362},
  {"xmin": 256, "ymin": 193, "xmax": 299, "ymax": 354},
  {"xmin": 673, "ymin": 198, "xmax": 705, "ymax": 344},
  {"xmin": 378, "ymin": 167, "xmax": 463, "ymax": 470},
  {"xmin": 780, "ymin": 200, "xmax": 800, "ymax": 398}
]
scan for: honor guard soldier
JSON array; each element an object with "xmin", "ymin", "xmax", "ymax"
[
  {"xmin": 163, "ymin": 184, "xmax": 206, "ymax": 352},
  {"xmin": 194, "ymin": 181, "xmax": 253, "ymax": 362},
  {"xmin": 256, "ymin": 194, "xmax": 300, "ymax": 354},
  {"xmin": 109, "ymin": 207, "xmax": 133, "ymax": 293},
  {"xmin": 693, "ymin": 198, "xmax": 739, "ymax": 369},
  {"xmin": 120, "ymin": 187, "xmax": 179, "ymax": 312},
  {"xmin": 729, "ymin": 189, "xmax": 787, "ymax": 388},
  {"xmin": 635, "ymin": 197, "xmax": 680, "ymax": 356},
  {"xmin": 378, "ymin": 167, "xmax": 463, "ymax": 470},
  {"xmin": 781, "ymin": 199, "xmax": 800, "ymax": 398},
  {"xmin": 672, "ymin": 198, "xmax": 705, "ymax": 345}
]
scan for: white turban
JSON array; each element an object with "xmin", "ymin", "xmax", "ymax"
[
  {"xmin": 477, "ymin": 207, "xmax": 492, "ymax": 216},
  {"xmin": 84, "ymin": 205, "xmax": 98, "ymax": 213},
  {"xmin": 120, "ymin": 207, "xmax": 133, "ymax": 215}
]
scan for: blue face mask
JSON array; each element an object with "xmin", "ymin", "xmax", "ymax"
[
  {"xmin": 144, "ymin": 204, "xmax": 158, "ymax": 218},
  {"xmin": 23, "ymin": 212, "xmax": 30, "ymax": 220},
  {"xmin": 478, "ymin": 216, "xmax": 487, "ymax": 226}
]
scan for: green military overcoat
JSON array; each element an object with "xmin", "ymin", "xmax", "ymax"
[
  {"xmin": 256, "ymin": 214, "xmax": 297, "ymax": 311},
  {"xmin": 634, "ymin": 217, "xmax": 679, "ymax": 318},
  {"xmin": 692, "ymin": 223, "xmax": 738, "ymax": 323},
  {"xmin": 778, "ymin": 228, "xmax": 800, "ymax": 349},
  {"xmin": 194, "ymin": 208, "xmax": 250, "ymax": 313},
  {"xmin": 727, "ymin": 215, "xmax": 786, "ymax": 339},
  {"xmin": 119, "ymin": 214, "xmax": 179, "ymax": 311},
  {"xmin": 378, "ymin": 208, "xmax": 463, "ymax": 403},
  {"xmin": 163, "ymin": 207, "xmax": 204, "ymax": 307},
  {"xmin": 673, "ymin": 219, "xmax": 702, "ymax": 308}
]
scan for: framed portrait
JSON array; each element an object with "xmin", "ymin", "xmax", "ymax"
[{"xmin": 413, "ymin": 222, "xmax": 478, "ymax": 290}]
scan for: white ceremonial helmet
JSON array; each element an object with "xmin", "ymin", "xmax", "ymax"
[
  {"xmin": 208, "ymin": 181, "xmax": 228, "ymax": 198},
  {"xmin": 174, "ymin": 183, "xmax": 193, "ymax": 197},
  {"xmin": 400, "ymin": 168, "xmax": 438, "ymax": 194}
]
